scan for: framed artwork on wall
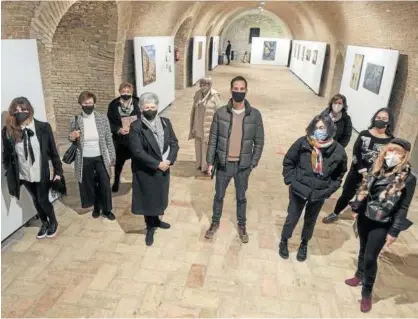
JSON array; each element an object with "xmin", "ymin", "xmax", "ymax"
[
  {"xmin": 262, "ymin": 41, "xmax": 277, "ymax": 61},
  {"xmin": 349, "ymin": 53, "xmax": 364, "ymax": 90},
  {"xmin": 198, "ymin": 41, "xmax": 203, "ymax": 60},
  {"xmin": 363, "ymin": 63, "xmax": 384, "ymax": 94},
  {"xmin": 312, "ymin": 50, "xmax": 318, "ymax": 64},
  {"xmin": 306, "ymin": 49, "xmax": 311, "ymax": 61},
  {"xmin": 301, "ymin": 46, "xmax": 305, "ymax": 61},
  {"xmin": 141, "ymin": 45, "xmax": 156, "ymax": 86},
  {"xmin": 297, "ymin": 44, "xmax": 300, "ymax": 60}
]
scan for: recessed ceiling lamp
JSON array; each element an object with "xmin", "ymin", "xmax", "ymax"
[{"xmin": 261, "ymin": 1, "xmax": 266, "ymax": 5}]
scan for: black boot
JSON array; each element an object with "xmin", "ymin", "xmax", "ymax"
[
  {"xmin": 296, "ymin": 240, "xmax": 308, "ymax": 262},
  {"xmin": 112, "ymin": 175, "xmax": 120, "ymax": 193},
  {"xmin": 279, "ymin": 238, "xmax": 289, "ymax": 259},
  {"xmin": 145, "ymin": 228, "xmax": 156, "ymax": 246},
  {"xmin": 46, "ymin": 221, "xmax": 59, "ymax": 238},
  {"xmin": 37, "ymin": 222, "xmax": 49, "ymax": 239}
]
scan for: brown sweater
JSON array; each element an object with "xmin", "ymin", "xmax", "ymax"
[{"xmin": 228, "ymin": 110, "xmax": 245, "ymax": 161}]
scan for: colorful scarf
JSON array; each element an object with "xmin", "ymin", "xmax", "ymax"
[{"xmin": 307, "ymin": 136, "xmax": 334, "ymax": 175}]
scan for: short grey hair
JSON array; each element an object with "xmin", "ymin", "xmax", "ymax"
[
  {"xmin": 138, "ymin": 92, "xmax": 159, "ymax": 108},
  {"xmin": 199, "ymin": 76, "xmax": 212, "ymax": 86}
]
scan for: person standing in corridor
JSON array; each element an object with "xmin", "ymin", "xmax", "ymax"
[
  {"xmin": 226, "ymin": 40, "xmax": 232, "ymax": 65},
  {"xmin": 205, "ymin": 76, "xmax": 264, "ymax": 243}
]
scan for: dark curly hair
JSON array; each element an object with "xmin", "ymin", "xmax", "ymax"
[{"xmin": 306, "ymin": 113, "xmax": 337, "ymax": 139}]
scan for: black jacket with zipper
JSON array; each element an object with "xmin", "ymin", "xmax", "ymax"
[
  {"xmin": 206, "ymin": 99, "xmax": 264, "ymax": 169},
  {"xmin": 283, "ymin": 136, "xmax": 348, "ymax": 202},
  {"xmin": 2, "ymin": 120, "xmax": 63, "ymax": 200}
]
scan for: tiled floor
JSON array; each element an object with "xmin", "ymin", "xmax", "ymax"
[{"xmin": 2, "ymin": 63, "xmax": 418, "ymax": 318}]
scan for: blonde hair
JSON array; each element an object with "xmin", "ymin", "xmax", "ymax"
[{"xmin": 372, "ymin": 143, "xmax": 410, "ymax": 176}]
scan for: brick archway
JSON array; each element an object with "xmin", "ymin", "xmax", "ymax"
[{"xmin": 174, "ymin": 17, "xmax": 193, "ymax": 89}]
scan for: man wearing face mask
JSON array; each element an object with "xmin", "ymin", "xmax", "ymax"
[
  {"xmin": 189, "ymin": 77, "xmax": 221, "ymax": 175},
  {"xmin": 205, "ymin": 76, "xmax": 264, "ymax": 243},
  {"xmin": 107, "ymin": 82, "xmax": 140, "ymax": 192}
]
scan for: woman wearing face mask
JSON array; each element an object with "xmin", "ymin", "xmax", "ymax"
[
  {"xmin": 279, "ymin": 113, "xmax": 347, "ymax": 261},
  {"xmin": 68, "ymin": 91, "xmax": 116, "ymax": 221},
  {"xmin": 323, "ymin": 108, "xmax": 394, "ymax": 224},
  {"xmin": 2, "ymin": 97, "xmax": 63, "ymax": 238},
  {"xmin": 129, "ymin": 92, "xmax": 179, "ymax": 246},
  {"xmin": 347, "ymin": 138, "xmax": 416, "ymax": 313},
  {"xmin": 321, "ymin": 94, "xmax": 352, "ymax": 147},
  {"xmin": 107, "ymin": 82, "xmax": 140, "ymax": 192},
  {"xmin": 189, "ymin": 77, "xmax": 221, "ymax": 175}
]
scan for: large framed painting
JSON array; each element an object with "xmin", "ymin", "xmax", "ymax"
[
  {"xmin": 363, "ymin": 63, "xmax": 384, "ymax": 95},
  {"xmin": 198, "ymin": 42, "xmax": 203, "ymax": 60},
  {"xmin": 306, "ymin": 49, "xmax": 311, "ymax": 61},
  {"xmin": 141, "ymin": 45, "xmax": 156, "ymax": 86},
  {"xmin": 262, "ymin": 41, "xmax": 277, "ymax": 61},
  {"xmin": 312, "ymin": 50, "xmax": 318, "ymax": 65},
  {"xmin": 350, "ymin": 53, "xmax": 364, "ymax": 90}
]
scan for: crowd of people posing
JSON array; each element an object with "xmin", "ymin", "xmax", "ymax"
[{"xmin": 2, "ymin": 76, "xmax": 416, "ymax": 313}]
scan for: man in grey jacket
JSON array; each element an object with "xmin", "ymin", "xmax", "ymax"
[{"xmin": 205, "ymin": 76, "xmax": 264, "ymax": 243}]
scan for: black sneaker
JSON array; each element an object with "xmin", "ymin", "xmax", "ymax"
[
  {"xmin": 92, "ymin": 209, "xmax": 101, "ymax": 219},
  {"xmin": 46, "ymin": 222, "xmax": 58, "ymax": 238},
  {"xmin": 158, "ymin": 220, "xmax": 171, "ymax": 229},
  {"xmin": 322, "ymin": 212, "xmax": 338, "ymax": 224},
  {"xmin": 103, "ymin": 211, "xmax": 116, "ymax": 221},
  {"xmin": 37, "ymin": 223, "xmax": 49, "ymax": 239},
  {"xmin": 145, "ymin": 228, "xmax": 155, "ymax": 246},
  {"xmin": 279, "ymin": 240, "xmax": 289, "ymax": 259},
  {"xmin": 296, "ymin": 243, "xmax": 308, "ymax": 262}
]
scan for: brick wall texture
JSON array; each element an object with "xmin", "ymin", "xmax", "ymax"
[{"xmin": 1, "ymin": 0, "xmax": 418, "ymax": 163}]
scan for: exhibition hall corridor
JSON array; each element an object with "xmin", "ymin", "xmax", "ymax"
[{"xmin": 2, "ymin": 64, "xmax": 418, "ymax": 318}]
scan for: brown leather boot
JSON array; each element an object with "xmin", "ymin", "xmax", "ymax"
[
  {"xmin": 205, "ymin": 222, "xmax": 220, "ymax": 239},
  {"xmin": 238, "ymin": 225, "xmax": 249, "ymax": 243}
]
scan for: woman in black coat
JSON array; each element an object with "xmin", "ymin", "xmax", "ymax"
[
  {"xmin": 107, "ymin": 82, "xmax": 141, "ymax": 192},
  {"xmin": 347, "ymin": 138, "xmax": 416, "ymax": 313},
  {"xmin": 321, "ymin": 94, "xmax": 352, "ymax": 147},
  {"xmin": 129, "ymin": 92, "xmax": 179, "ymax": 246},
  {"xmin": 279, "ymin": 113, "xmax": 347, "ymax": 261},
  {"xmin": 2, "ymin": 97, "xmax": 63, "ymax": 239}
]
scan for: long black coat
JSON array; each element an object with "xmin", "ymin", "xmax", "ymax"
[
  {"xmin": 321, "ymin": 109, "xmax": 353, "ymax": 147},
  {"xmin": 130, "ymin": 117, "xmax": 179, "ymax": 216},
  {"xmin": 2, "ymin": 120, "xmax": 63, "ymax": 200},
  {"xmin": 283, "ymin": 136, "xmax": 347, "ymax": 202}
]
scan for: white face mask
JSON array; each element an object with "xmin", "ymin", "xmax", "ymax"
[
  {"xmin": 332, "ymin": 103, "xmax": 343, "ymax": 113},
  {"xmin": 384, "ymin": 152, "xmax": 402, "ymax": 168}
]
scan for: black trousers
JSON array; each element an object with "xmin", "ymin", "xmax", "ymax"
[
  {"xmin": 114, "ymin": 144, "xmax": 131, "ymax": 181},
  {"xmin": 334, "ymin": 166, "xmax": 363, "ymax": 215},
  {"xmin": 21, "ymin": 180, "xmax": 57, "ymax": 224},
  {"xmin": 144, "ymin": 216, "xmax": 161, "ymax": 229},
  {"xmin": 356, "ymin": 214, "xmax": 390, "ymax": 297},
  {"xmin": 226, "ymin": 53, "xmax": 231, "ymax": 64},
  {"xmin": 281, "ymin": 189, "xmax": 324, "ymax": 241},
  {"xmin": 79, "ymin": 156, "xmax": 112, "ymax": 213},
  {"xmin": 212, "ymin": 162, "xmax": 251, "ymax": 226}
]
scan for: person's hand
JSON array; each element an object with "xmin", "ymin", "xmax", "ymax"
[
  {"xmin": 158, "ymin": 161, "xmax": 170, "ymax": 172},
  {"xmin": 352, "ymin": 212, "xmax": 358, "ymax": 220},
  {"xmin": 69, "ymin": 130, "xmax": 80, "ymax": 141},
  {"xmin": 163, "ymin": 160, "xmax": 171, "ymax": 166},
  {"xmin": 207, "ymin": 165, "xmax": 213, "ymax": 175},
  {"xmin": 53, "ymin": 175, "xmax": 61, "ymax": 181},
  {"xmin": 385, "ymin": 234, "xmax": 397, "ymax": 249},
  {"xmin": 119, "ymin": 128, "xmax": 129, "ymax": 135}
]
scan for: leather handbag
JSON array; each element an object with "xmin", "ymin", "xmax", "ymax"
[{"xmin": 62, "ymin": 116, "xmax": 79, "ymax": 164}]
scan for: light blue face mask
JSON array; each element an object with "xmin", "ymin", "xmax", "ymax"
[{"xmin": 313, "ymin": 129, "xmax": 328, "ymax": 141}]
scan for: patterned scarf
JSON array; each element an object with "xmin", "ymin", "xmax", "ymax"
[
  {"xmin": 307, "ymin": 136, "xmax": 334, "ymax": 175},
  {"xmin": 141, "ymin": 115, "xmax": 164, "ymax": 155},
  {"xmin": 118, "ymin": 99, "xmax": 134, "ymax": 116},
  {"xmin": 329, "ymin": 111, "xmax": 342, "ymax": 123}
]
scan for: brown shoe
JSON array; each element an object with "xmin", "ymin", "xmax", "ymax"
[
  {"xmin": 205, "ymin": 222, "xmax": 220, "ymax": 239},
  {"xmin": 238, "ymin": 225, "xmax": 249, "ymax": 243}
]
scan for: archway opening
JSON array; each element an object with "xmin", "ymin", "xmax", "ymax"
[
  {"xmin": 174, "ymin": 17, "xmax": 192, "ymax": 90},
  {"xmin": 329, "ymin": 51, "xmax": 345, "ymax": 96}
]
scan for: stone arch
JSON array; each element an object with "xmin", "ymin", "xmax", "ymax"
[
  {"xmin": 51, "ymin": 1, "xmax": 118, "ymax": 138},
  {"xmin": 205, "ymin": 25, "xmax": 213, "ymax": 72},
  {"xmin": 328, "ymin": 42, "xmax": 346, "ymax": 97},
  {"xmin": 174, "ymin": 17, "xmax": 193, "ymax": 89}
]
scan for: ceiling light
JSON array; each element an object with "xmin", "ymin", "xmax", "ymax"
[{"xmin": 261, "ymin": 1, "xmax": 265, "ymax": 4}]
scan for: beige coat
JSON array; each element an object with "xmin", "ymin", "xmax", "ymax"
[{"xmin": 189, "ymin": 88, "xmax": 221, "ymax": 143}]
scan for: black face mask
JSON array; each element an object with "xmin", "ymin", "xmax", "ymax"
[
  {"xmin": 374, "ymin": 119, "xmax": 388, "ymax": 129},
  {"xmin": 232, "ymin": 91, "xmax": 246, "ymax": 103},
  {"xmin": 14, "ymin": 112, "xmax": 30, "ymax": 123},
  {"xmin": 143, "ymin": 110, "xmax": 157, "ymax": 121},
  {"xmin": 82, "ymin": 106, "xmax": 94, "ymax": 115},
  {"xmin": 121, "ymin": 94, "xmax": 131, "ymax": 101}
]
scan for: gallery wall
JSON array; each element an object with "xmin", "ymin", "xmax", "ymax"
[
  {"xmin": 289, "ymin": 40, "xmax": 327, "ymax": 95},
  {"xmin": 211, "ymin": 36, "xmax": 220, "ymax": 70},
  {"xmin": 133, "ymin": 36, "xmax": 175, "ymax": 113},
  {"xmin": 250, "ymin": 37, "xmax": 291, "ymax": 66},
  {"xmin": 339, "ymin": 45, "xmax": 399, "ymax": 132},
  {"xmin": 1, "ymin": 40, "xmax": 45, "ymax": 241},
  {"xmin": 192, "ymin": 36, "xmax": 207, "ymax": 85}
]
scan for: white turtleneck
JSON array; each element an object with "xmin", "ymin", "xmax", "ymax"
[{"xmin": 82, "ymin": 112, "xmax": 101, "ymax": 158}]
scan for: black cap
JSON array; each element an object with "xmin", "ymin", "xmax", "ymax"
[{"xmin": 391, "ymin": 138, "xmax": 411, "ymax": 152}]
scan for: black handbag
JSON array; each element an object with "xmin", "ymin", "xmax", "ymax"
[{"xmin": 62, "ymin": 116, "xmax": 79, "ymax": 164}]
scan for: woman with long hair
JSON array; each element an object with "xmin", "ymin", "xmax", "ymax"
[
  {"xmin": 323, "ymin": 108, "xmax": 394, "ymax": 224},
  {"xmin": 321, "ymin": 94, "xmax": 352, "ymax": 147},
  {"xmin": 279, "ymin": 113, "xmax": 347, "ymax": 261},
  {"xmin": 2, "ymin": 97, "xmax": 63, "ymax": 238},
  {"xmin": 347, "ymin": 138, "xmax": 416, "ymax": 313}
]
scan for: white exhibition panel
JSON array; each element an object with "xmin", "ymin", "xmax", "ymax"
[
  {"xmin": 211, "ymin": 36, "xmax": 220, "ymax": 70},
  {"xmin": 250, "ymin": 37, "xmax": 291, "ymax": 66},
  {"xmin": 192, "ymin": 36, "xmax": 207, "ymax": 85},
  {"xmin": 289, "ymin": 40, "xmax": 327, "ymax": 94},
  {"xmin": 340, "ymin": 45, "xmax": 399, "ymax": 132},
  {"xmin": 133, "ymin": 36, "xmax": 175, "ymax": 113},
  {"xmin": 1, "ymin": 39, "xmax": 46, "ymax": 241}
]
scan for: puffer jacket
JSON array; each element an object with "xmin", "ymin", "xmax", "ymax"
[
  {"xmin": 283, "ymin": 136, "xmax": 348, "ymax": 202},
  {"xmin": 206, "ymin": 99, "xmax": 264, "ymax": 169}
]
